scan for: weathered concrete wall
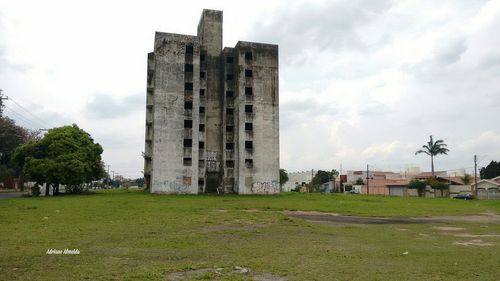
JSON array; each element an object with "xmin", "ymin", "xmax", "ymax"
[
  {"xmin": 283, "ymin": 170, "xmax": 317, "ymax": 192},
  {"xmin": 146, "ymin": 9, "xmax": 279, "ymax": 194},
  {"xmin": 198, "ymin": 10, "xmax": 223, "ymax": 192},
  {"xmin": 149, "ymin": 32, "xmax": 200, "ymax": 194},
  {"xmin": 234, "ymin": 42, "xmax": 279, "ymax": 194}
]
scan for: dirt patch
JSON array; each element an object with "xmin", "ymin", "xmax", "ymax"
[
  {"xmin": 202, "ymin": 223, "xmax": 268, "ymax": 232},
  {"xmin": 243, "ymin": 208, "xmax": 261, "ymax": 212},
  {"xmin": 453, "ymin": 239, "xmax": 494, "ymax": 246},
  {"xmin": 254, "ymin": 273, "xmax": 289, "ymax": 281},
  {"xmin": 419, "ymin": 213, "xmax": 500, "ymax": 224},
  {"xmin": 433, "ymin": 226, "xmax": 465, "ymax": 231},
  {"xmin": 286, "ymin": 212, "xmax": 429, "ymax": 225},
  {"xmin": 166, "ymin": 267, "xmax": 288, "ymax": 281},
  {"xmin": 167, "ymin": 268, "xmax": 214, "ymax": 281},
  {"xmin": 285, "ymin": 211, "xmax": 500, "ymax": 225},
  {"xmin": 442, "ymin": 233, "xmax": 500, "ymax": 238}
]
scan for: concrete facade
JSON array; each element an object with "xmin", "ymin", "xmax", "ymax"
[
  {"xmin": 282, "ymin": 170, "xmax": 317, "ymax": 192},
  {"xmin": 144, "ymin": 9, "xmax": 279, "ymax": 194}
]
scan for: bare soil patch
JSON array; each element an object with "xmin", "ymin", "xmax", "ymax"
[
  {"xmin": 202, "ymin": 223, "xmax": 268, "ymax": 232},
  {"xmin": 433, "ymin": 226, "xmax": 465, "ymax": 231},
  {"xmin": 453, "ymin": 239, "xmax": 494, "ymax": 246},
  {"xmin": 286, "ymin": 212, "xmax": 429, "ymax": 225},
  {"xmin": 419, "ymin": 213, "xmax": 500, "ymax": 224},
  {"xmin": 166, "ymin": 267, "xmax": 288, "ymax": 281},
  {"xmin": 286, "ymin": 211, "xmax": 500, "ymax": 225}
]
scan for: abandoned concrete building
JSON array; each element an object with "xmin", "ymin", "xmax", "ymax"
[{"xmin": 144, "ymin": 9, "xmax": 279, "ymax": 194}]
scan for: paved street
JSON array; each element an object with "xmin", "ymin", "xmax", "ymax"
[{"xmin": 0, "ymin": 191, "xmax": 26, "ymax": 199}]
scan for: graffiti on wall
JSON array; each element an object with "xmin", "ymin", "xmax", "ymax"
[
  {"xmin": 159, "ymin": 176, "xmax": 192, "ymax": 193},
  {"xmin": 205, "ymin": 151, "xmax": 219, "ymax": 172},
  {"xmin": 251, "ymin": 181, "xmax": 279, "ymax": 194}
]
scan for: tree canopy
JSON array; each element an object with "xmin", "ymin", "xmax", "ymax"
[
  {"xmin": 415, "ymin": 135, "xmax": 449, "ymax": 178},
  {"xmin": 279, "ymin": 169, "xmax": 289, "ymax": 188},
  {"xmin": 407, "ymin": 179, "xmax": 427, "ymax": 197},
  {"xmin": 13, "ymin": 124, "xmax": 105, "ymax": 194},
  {"xmin": 0, "ymin": 117, "xmax": 39, "ymax": 183},
  {"xmin": 480, "ymin": 161, "xmax": 500, "ymax": 179}
]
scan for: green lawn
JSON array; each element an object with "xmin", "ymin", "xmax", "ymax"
[{"xmin": 0, "ymin": 190, "xmax": 499, "ymax": 280}]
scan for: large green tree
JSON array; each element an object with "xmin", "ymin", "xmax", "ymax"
[
  {"xmin": 14, "ymin": 124, "xmax": 105, "ymax": 195},
  {"xmin": 0, "ymin": 117, "xmax": 39, "ymax": 187},
  {"xmin": 310, "ymin": 170, "xmax": 337, "ymax": 192},
  {"xmin": 415, "ymin": 135, "xmax": 449, "ymax": 178},
  {"xmin": 408, "ymin": 179, "xmax": 427, "ymax": 197},
  {"xmin": 480, "ymin": 161, "xmax": 500, "ymax": 179}
]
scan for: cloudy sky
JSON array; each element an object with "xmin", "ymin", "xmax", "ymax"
[{"xmin": 1, "ymin": 0, "xmax": 499, "ymax": 178}]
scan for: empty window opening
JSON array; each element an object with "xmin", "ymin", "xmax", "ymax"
[
  {"xmin": 226, "ymin": 143, "xmax": 234, "ymax": 150},
  {"xmin": 226, "ymin": 160, "xmax": 235, "ymax": 168},
  {"xmin": 185, "ymin": 83, "xmax": 193, "ymax": 91},
  {"xmin": 184, "ymin": 64, "xmax": 193, "ymax": 72},
  {"xmin": 184, "ymin": 120, "xmax": 193, "ymax": 128},
  {"xmin": 198, "ymin": 179, "xmax": 205, "ymax": 186},
  {"xmin": 199, "ymin": 106, "xmax": 205, "ymax": 113},
  {"xmin": 226, "ymin": 108, "xmax": 234, "ymax": 115},
  {"xmin": 226, "ymin": 73, "xmax": 234, "ymax": 81},
  {"xmin": 199, "ymin": 89, "xmax": 205, "ymax": 96},
  {"xmin": 199, "ymin": 124, "xmax": 205, "ymax": 132},
  {"xmin": 183, "ymin": 139, "xmax": 192, "ymax": 147},
  {"xmin": 226, "ymin": 91, "xmax": 234, "ymax": 98},
  {"xmin": 200, "ymin": 71, "xmax": 206, "ymax": 79},
  {"xmin": 199, "ymin": 160, "xmax": 205, "ymax": 168},
  {"xmin": 245, "ymin": 105, "xmax": 253, "ymax": 113},
  {"xmin": 199, "ymin": 141, "xmax": 205, "ymax": 149},
  {"xmin": 245, "ymin": 87, "xmax": 253, "ymax": 96},
  {"xmin": 226, "ymin": 125, "xmax": 233, "ymax": 132},
  {"xmin": 184, "ymin": 101, "xmax": 193, "ymax": 109},
  {"xmin": 186, "ymin": 45, "xmax": 194, "ymax": 54},
  {"xmin": 245, "ymin": 69, "xmax": 253, "ymax": 77},
  {"xmin": 245, "ymin": 159, "xmax": 253, "ymax": 168},
  {"xmin": 245, "ymin": 51, "xmax": 253, "ymax": 60},
  {"xmin": 200, "ymin": 52, "xmax": 206, "ymax": 62},
  {"xmin": 245, "ymin": 141, "xmax": 253, "ymax": 149},
  {"xmin": 226, "ymin": 56, "xmax": 234, "ymax": 63},
  {"xmin": 245, "ymin": 123, "xmax": 253, "ymax": 131},
  {"xmin": 183, "ymin": 157, "xmax": 192, "ymax": 166}
]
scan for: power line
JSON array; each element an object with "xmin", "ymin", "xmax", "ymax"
[
  {"xmin": 3, "ymin": 105, "xmax": 42, "ymax": 129},
  {"xmin": 7, "ymin": 96, "xmax": 54, "ymax": 128}
]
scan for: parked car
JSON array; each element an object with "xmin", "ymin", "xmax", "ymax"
[{"xmin": 453, "ymin": 193, "xmax": 474, "ymax": 200}]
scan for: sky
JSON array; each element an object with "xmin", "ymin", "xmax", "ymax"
[{"xmin": 0, "ymin": 0, "xmax": 499, "ymax": 178}]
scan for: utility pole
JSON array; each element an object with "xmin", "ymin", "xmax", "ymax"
[
  {"xmin": 340, "ymin": 162, "xmax": 343, "ymax": 193},
  {"xmin": 474, "ymin": 155, "xmax": 478, "ymax": 198},
  {"xmin": 366, "ymin": 164, "xmax": 370, "ymax": 195},
  {"xmin": 106, "ymin": 165, "xmax": 111, "ymax": 188}
]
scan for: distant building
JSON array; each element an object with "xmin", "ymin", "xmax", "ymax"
[
  {"xmin": 472, "ymin": 176, "xmax": 500, "ymax": 200},
  {"xmin": 144, "ymin": 10, "xmax": 279, "ymax": 194},
  {"xmin": 346, "ymin": 170, "xmax": 402, "ymax": 184},
  {"xmin": 283, "ymin": 170, "xmax": 317, "ymax": 192}
]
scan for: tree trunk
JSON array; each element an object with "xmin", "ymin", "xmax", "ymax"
[
  {"xmin": 45, "ymin": 183, "xmax": 50, "ymax": 196},
  {"xmin": 431, "ymin": 154, "xmax": 435, "ymax": 178},
  {"xmin": 53, "ymin": 183, "xmax": 59, "ymax": 195},
  {"xmin": 19, "ymin": 170, "xmax": 24, "ymax": 191}
]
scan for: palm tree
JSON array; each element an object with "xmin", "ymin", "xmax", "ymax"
[{"xmin": 415, "ymin": 135, "xmax": 449, "ymax": 178}]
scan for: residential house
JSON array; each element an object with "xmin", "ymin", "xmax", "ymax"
[{"xmin": 472, "ymin": 176, "xmax": 500, "ymax": 200}]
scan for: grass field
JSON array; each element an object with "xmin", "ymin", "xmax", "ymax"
[{"xmin": 0, "ymin": 190, "xmax": 499, "ymax": 280}]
